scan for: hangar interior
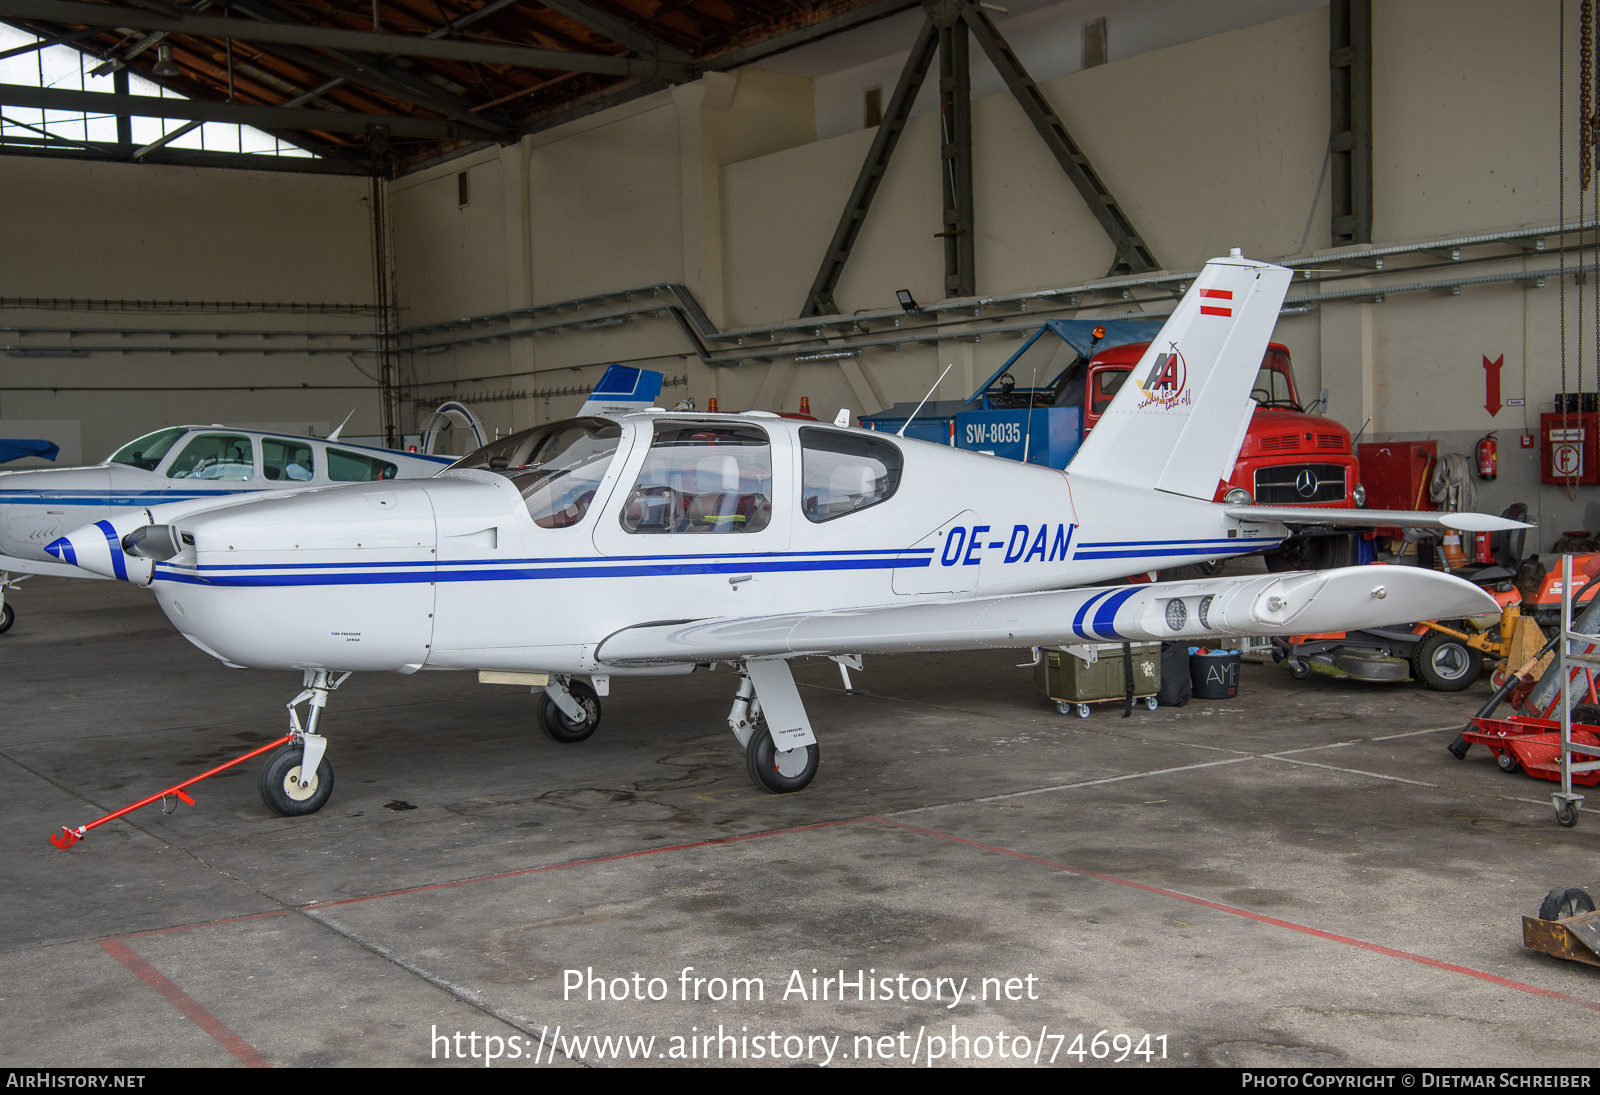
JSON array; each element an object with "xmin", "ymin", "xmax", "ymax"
[{"xmin": 4, "ymin": 0, "xmax": 1600, "ymax": 1070}]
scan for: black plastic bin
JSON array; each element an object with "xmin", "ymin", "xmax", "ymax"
[{"xmin": 1190, "ymin": 650, "xmax": 1241, "ymax": 699}]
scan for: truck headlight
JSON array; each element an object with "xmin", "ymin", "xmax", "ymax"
[{"xmin": 1352, "ymin": 482, "xmax": 1367, "ymax": 508}]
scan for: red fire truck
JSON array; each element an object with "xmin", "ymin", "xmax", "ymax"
[{"xmin": 1080, "ymin": 339, "xmax": 1364, "ymax": 570}]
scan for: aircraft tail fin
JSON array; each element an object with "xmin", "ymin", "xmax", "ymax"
[
  {"xmin": 1066, "ymin": 253, "xmax": 1294, "ymax": 500},
  {"xmin": 578, "ymin": 365, "xmax": 664, "ymax": 416}
]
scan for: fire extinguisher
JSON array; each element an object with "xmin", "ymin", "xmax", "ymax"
[{"xmin": 1477, "ymin": 432, "xmax": 1498, "ymax": 480}]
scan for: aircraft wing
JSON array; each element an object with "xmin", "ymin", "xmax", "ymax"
[
  {"xmin": 0, "ymin": 551, "xmax": 107, "ymax": 579},
  {"xmin": 1225, "ymin": 506, "xmax": 1531, "ymax": 532},
  {"xmin": 595, "ymin": 566, "xmax": 1497, "ymax": 666}
]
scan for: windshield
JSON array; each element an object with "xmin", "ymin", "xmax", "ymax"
[
  {"xmin": 1252, "ymin": 349, "xmax": 1301, "ymax": 410},
  {"xmin": 108, "ymin": 426, "xmax": 188, "ymax": 470},
  {"xmin": 454, "ymin": 418, "xmax": 622, "ymax": 529}
]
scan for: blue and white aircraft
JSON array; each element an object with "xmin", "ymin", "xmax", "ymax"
[
  {"xmin": 46, "ymin": 254, "xmax": 1525, "ymax": 814},
  {"xmin": 0, "ymin": 425, "xmax": 453, "ymax": 631}
]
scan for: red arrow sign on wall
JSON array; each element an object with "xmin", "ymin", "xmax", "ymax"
[{"xmin": 1484, "ymin": 354, "xmax": 1504, "ymax": 416}]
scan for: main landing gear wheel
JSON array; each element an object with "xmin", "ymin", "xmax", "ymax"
[
  {"xmin": 259, "ymin": 744, "xmax": 334, "ymax": 816},
  {"xmin": 1412, "ymin": 631, "xmax": 1482, "ymax": 692},
  {"xmin": 0, "ymin": 603, "xmax": 12, "ymax": 634},
  {"xmin": 745, "ymin": 722, "xmax": 819, "ymax": 794},
  {"xmin": 536, "ymin": 680, "xmax": 601, "ymax": 743}
]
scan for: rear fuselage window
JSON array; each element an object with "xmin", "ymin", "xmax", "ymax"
[
  {"xmin": 328, "ymin": 447, "xmax": 399, "ymax": 482},
  {"xmin": 800, "ymin": 427, "xmax": 901, "ymax": 522},
  {"xmin": 263, "ymin": 438, "xmax": 315, "ymax": 482},
  {"xmin": 622, "ymin": 423, "xmax": 772, "ymax": 534},
  {"xmin": 166, "ymin": 434, "xmax": 255, "ymax": 481}
]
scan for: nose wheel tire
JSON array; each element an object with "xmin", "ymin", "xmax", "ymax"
[
  {"xmin": 259, "ymin": 744, "xmax": 334, "ymax": 816},
  {"xmin": 745, "ymin": 726, "xmax": 819, "ymax": 794},
  {"xmin": 536, "ymin": 680, "xmax": 602, "ymax": 743},
  {"xmin": 0, "ymin": 602, "xmax": 12, "ymax": 633}
]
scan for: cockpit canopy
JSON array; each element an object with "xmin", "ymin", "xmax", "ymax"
[{"xmin": 453, "ymin": 418, "xmax": 622, "ymax": 529}]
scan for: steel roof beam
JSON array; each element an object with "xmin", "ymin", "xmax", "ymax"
[
  {"xmin": 213, "ymin": 0, "xmax": 512, "ymax": 132},
  {"xmin": 961, "ymin": 2, "xmax": 1157, "ymax": 275},
  {"xmin": 0, "ymin": 81, "xmax": 495, "ymax": 137},
  {"xmin": 799, "ymin": 14, "xmax": 939, "ymax": 317},
  {"xmin": 0, "ymin": 0, "xmax": 696, "ymax": 80},
  {"xmin": 537, "ymin": 1, "xmax": 692, "ymax": 62}
]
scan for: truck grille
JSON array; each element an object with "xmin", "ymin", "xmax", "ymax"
[{"xmin": 1254, "ymin": 464, "xmax": 1347, "ymax": 504}]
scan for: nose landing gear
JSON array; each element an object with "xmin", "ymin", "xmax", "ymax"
[
  {"xmin": 0, "ymin": 572, "xmax": 29, "ymax": 634},
  {"xmin": 260, "ymin": 670, "xmax": 349, "ymax": 817}
]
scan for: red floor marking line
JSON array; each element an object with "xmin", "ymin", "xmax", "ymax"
[
  {"xmin": 99, "ymin": 937, "xmax": 271, "ymax": 1067},
  {"xmin": 122, "ymin": 909, "xmax": 295, "ymax": 939},
  {"xmin": 871, "ymin": 816, "xmax": 1600, "ymax": 1015},
  {"xmin": 302, "ymin": 815, "xmax": 877, "ymax": 910}
]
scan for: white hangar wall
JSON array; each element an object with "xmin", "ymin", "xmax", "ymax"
[
  {"xmin": 387, "ymin": 0, "xmax": 1584, "ymax": 541},
  {"xmin": 0, "ymin": 157, "xmax": 377, "ymax": 464}
]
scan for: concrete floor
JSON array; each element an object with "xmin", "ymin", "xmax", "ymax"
[{"xmin": 2, "ymin": 575, "xmax": 1598, "ymax": 1068}]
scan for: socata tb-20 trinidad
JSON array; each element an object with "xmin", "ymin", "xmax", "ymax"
[{"xmin": 45, "ymin": 252, "xmax": 1520, "ymax": 820}]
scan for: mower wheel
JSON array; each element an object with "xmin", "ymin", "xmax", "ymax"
[
  {"xmin": 1286, "ymin": 659, "xmax": 1312, "ymax": 681},
  {"xmin": 1571, "ymin": 703, "xmax": 1600, "ymax": 729},
  {"xmin": 1496, "ymin": 750, "xmax": 1523, "ymax": 774},
  {"xmin": 1413, "ymin": 632, "xmax": 1482, "ymax": 692},
  {"xmin": 1538, "ymin": 886, "xmax": 1595, "ymax": 920}
]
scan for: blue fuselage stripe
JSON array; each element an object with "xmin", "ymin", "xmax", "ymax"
[
  {"xmin": 1074, "ymin": 544, "xmax": 1279, "ymax": 560},
  {"xmin": 153, "ymin": 556, "xmax": 928, "ymax": 587},
  {"xmin": 0, "ymin": 491, "xmax": 252, "ymax": 506},
  {"xmin": 170, "ymin": 547, "xmax": 931, "ymax": 572}
]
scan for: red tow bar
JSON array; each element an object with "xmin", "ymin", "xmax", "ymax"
[{"xmin": 50, "ymin": 732, "xmax": 296, "ymax": 849}]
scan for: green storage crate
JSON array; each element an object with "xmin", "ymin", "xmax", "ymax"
[{"xmin": 1034, "ymin": 643, "xmax": 1160, "ymax": 717}]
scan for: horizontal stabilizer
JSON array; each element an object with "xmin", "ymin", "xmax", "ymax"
[
  {"xmin": 596, "ymin": 566, "xmax": 1498, "ymax": 665},
  {"xmin": 1226, "ymin": 506, "xmax": 1534, "ymax": 532}
]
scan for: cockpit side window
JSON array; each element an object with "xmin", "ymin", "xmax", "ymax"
[
  {"xmin": 109, "ymin": 427, "xmax": 188, "ymax": 471},
  {"xmin": 165, "ymin": 434, "xmax": 256, "ymax": 481},
  {"xmin": 263, "ymin": 438, "xmax": 315, "ymax": 482},
  {"xmin": 800, "ymin": 428, "xmax": 901, "ymax": 523},
  {"xmin": 621, "ymin": 423, "xmax": 772, "ymax": 535},
  {"xmin": 454, "ymin": 419, "xmax": 622, "ymax": 529}
]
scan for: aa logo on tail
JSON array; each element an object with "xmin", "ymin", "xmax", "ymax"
[{"xmin": 1135, "ymin": 346, "xmax": 1190, "ymax": 409}]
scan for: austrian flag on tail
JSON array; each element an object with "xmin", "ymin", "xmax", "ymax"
[{"xmin": 1199, "ymin": 288, "xmax": 1233, "ymax": 317}]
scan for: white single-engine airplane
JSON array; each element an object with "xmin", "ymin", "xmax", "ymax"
[
  {"xmin": 0, "ymin": 424, "xmax": 452, "ymax": 631},
  {"xmin": 46, "ymin": 253, "xmax": 1525, "ymax": 815}
]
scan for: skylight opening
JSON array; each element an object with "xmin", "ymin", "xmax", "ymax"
[{"xmin": 0, "ymin": 24, "xmax": 317, "ymax": 159}]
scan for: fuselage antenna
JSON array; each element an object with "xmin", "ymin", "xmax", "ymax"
[{"xmin": 897, "ymin": 362, "xmax": 956, "ymax": 438}]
